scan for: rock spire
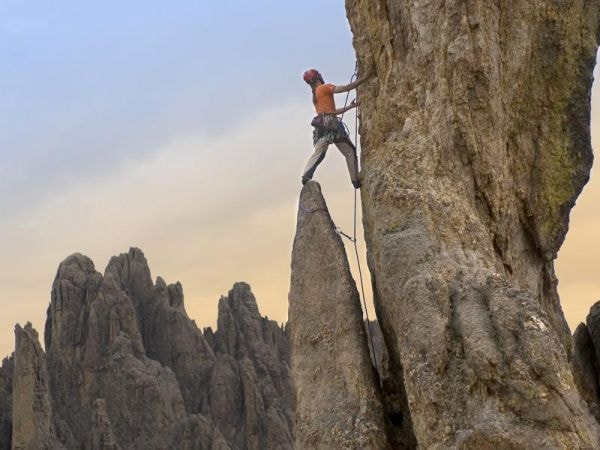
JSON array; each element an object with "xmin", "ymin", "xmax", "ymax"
[{"xmin": 289, "ymin": 182, "xmax": 390, "ymax": 449}]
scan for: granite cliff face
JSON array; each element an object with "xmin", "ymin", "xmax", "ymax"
[
  {"xmin": 4, "ymin": 249, "xmax": 292, "ymax": 450},
  {"xmin": 289, "ymin": 1, "xmax": 600, "ymax": 448}
]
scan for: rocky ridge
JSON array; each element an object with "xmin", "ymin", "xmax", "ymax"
[{"xmin": 1, "ymin": 248, "xmax": 292, "ymax": 450}]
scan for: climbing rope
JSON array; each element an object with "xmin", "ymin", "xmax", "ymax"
[
  {"xmin": 339, "ymin": 60, "xmax": 358, "ymax": 123},
  {"xmin": 334, "ymin": 64, "xmax": 381, "ymax": 380}
]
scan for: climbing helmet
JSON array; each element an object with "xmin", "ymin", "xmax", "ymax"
[{"xmin": 303, "ymin": 69, "xmax": 321, "ymax": 84}]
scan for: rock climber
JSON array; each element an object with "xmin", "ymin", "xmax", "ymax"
[{"xmin": 301, "ymin": 67, "xmax": 373, "ymax": 189}]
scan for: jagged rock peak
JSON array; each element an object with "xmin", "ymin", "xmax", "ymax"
[
  {"xmin": 42, "ymin": 250, "xmax": 203, "ymax": 448},
  {"xmin": 105, "ymin": 247, "xmax": 153, "ymax": 287},
  {"xmin": 7, "ymin": 249, "xmax": 293, "ymax": 449},
  {"xmin": 572, "ymin": 322, "xmax": 600, "ymax": 423},
  {"xmin": 12, "ymin": 323, "xmax": 65, "ymax": 450},
  {"xmin": 215, "ymin": 282, "xmax": 262, "ymax": 355},
  {"xmin": 570, "ymin": 300, "xmax": 600, "ymax": 427},
  {"xmin": 289, "ymin": 181, "xmax": 390, "ymax": 449},
  {"xmin": 587, "ymin": 302, "xmax": 600, "ymax": 366},
  {"xmin": 45, "ymin": 252, "xmax": 102, "ymax": 353},
  {"xmin": 0, "ymin": 355, "xmax": 13, "ymax": 450},
  {"xmin": 225, "ymin": 282, "xmax": 261, "ymax": 318},
  {"xmin": 211, "ymin": 281, "xmax": 294, "ymax": 449}
]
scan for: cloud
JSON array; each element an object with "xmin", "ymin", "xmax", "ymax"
[
  {"xmin": 0, "ymin": 39, "xmax": 595, "ymax": 358},
  {"xmin": 0, "ymin": 0, "xmax": 363, "ymax": 358},
  {"xmin": 0, "ymin": 0, "xmax": 355, "ymax": 221},
  {"xmin": 0, "ymin": 100, "xmax": 366, "ymax": 356}
]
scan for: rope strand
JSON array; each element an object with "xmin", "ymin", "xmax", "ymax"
[{"xmin": 335, "ymin": 63, "xmax": 380, "ymax": 380}]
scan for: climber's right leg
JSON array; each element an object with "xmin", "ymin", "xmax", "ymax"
[
  {"xmin": 334, "ymin": 139, "xmax": 360, "ymax": 189},
  {"xmin": 302, "ymin": 138, "xmax": 329, "ymax": 185}
]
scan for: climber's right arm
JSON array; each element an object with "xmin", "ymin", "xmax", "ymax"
[{"xmin": 333, "ymin": 69, "xmax": 374, "ymax": 94}]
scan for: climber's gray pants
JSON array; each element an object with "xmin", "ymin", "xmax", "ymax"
[{"xmin": 302, "ymin": 138, "xmax": 359, "ymax": 183}]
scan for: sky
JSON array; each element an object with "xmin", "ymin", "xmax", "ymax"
[{"xmin": 0, "ymin": 1, "xmax": 598, "ymax": 358}]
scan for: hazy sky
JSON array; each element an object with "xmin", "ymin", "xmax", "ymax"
[{"xmin": 0, "ymin": 2, "xmax": 598, "ymax": 358}]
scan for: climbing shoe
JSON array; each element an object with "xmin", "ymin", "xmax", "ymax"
[
  {"xmin": 302, "ymin": 176, "xmax": 310, "ymax": 186},
  {"xmin": 352, "ymin": 180, "xmax": 361, "ymax": 189}
]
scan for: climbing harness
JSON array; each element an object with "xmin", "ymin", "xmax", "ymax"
[{"xmin": 333, "ymin": 64, "xmax": 381, "ymax": 380}]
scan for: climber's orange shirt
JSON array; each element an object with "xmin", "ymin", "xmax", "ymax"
[{"xmin": 314, "ymin": 84, "xmax": 336, "ymax": 114}]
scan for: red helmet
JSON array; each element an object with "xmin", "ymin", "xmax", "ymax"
[{"xmin": 303, "ymin": 69, "xmax": 321, "ymax": 84}]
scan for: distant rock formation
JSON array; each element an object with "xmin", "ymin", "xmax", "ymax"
[
  {"xmin": 289, "ymin": 182, "xmax": 391, "ymax": 449},
  {"xmin": 573, "ymin": 302, "xmax": 600, "ymax": 424},
  {"xmin": 4, "ymin": 248, "xmax": 292, "ymax": 449},
  {"xmin": 103, "ymin": 250, "xmax": 216, "ymax": 419},
  {"xmin": 0, "ymin": 355, "xmax": 12, "ymax": 450},
  {"xmin": 12, "ymin": 323, "xmax": 66, "ymax": 450},
  {"xmin": 208, "ymin": 283, "xmax": 293, "ymax": 449},
  {"xmin": 572, "ymin": 321, "xmax": 600, "ymax": 423}
]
